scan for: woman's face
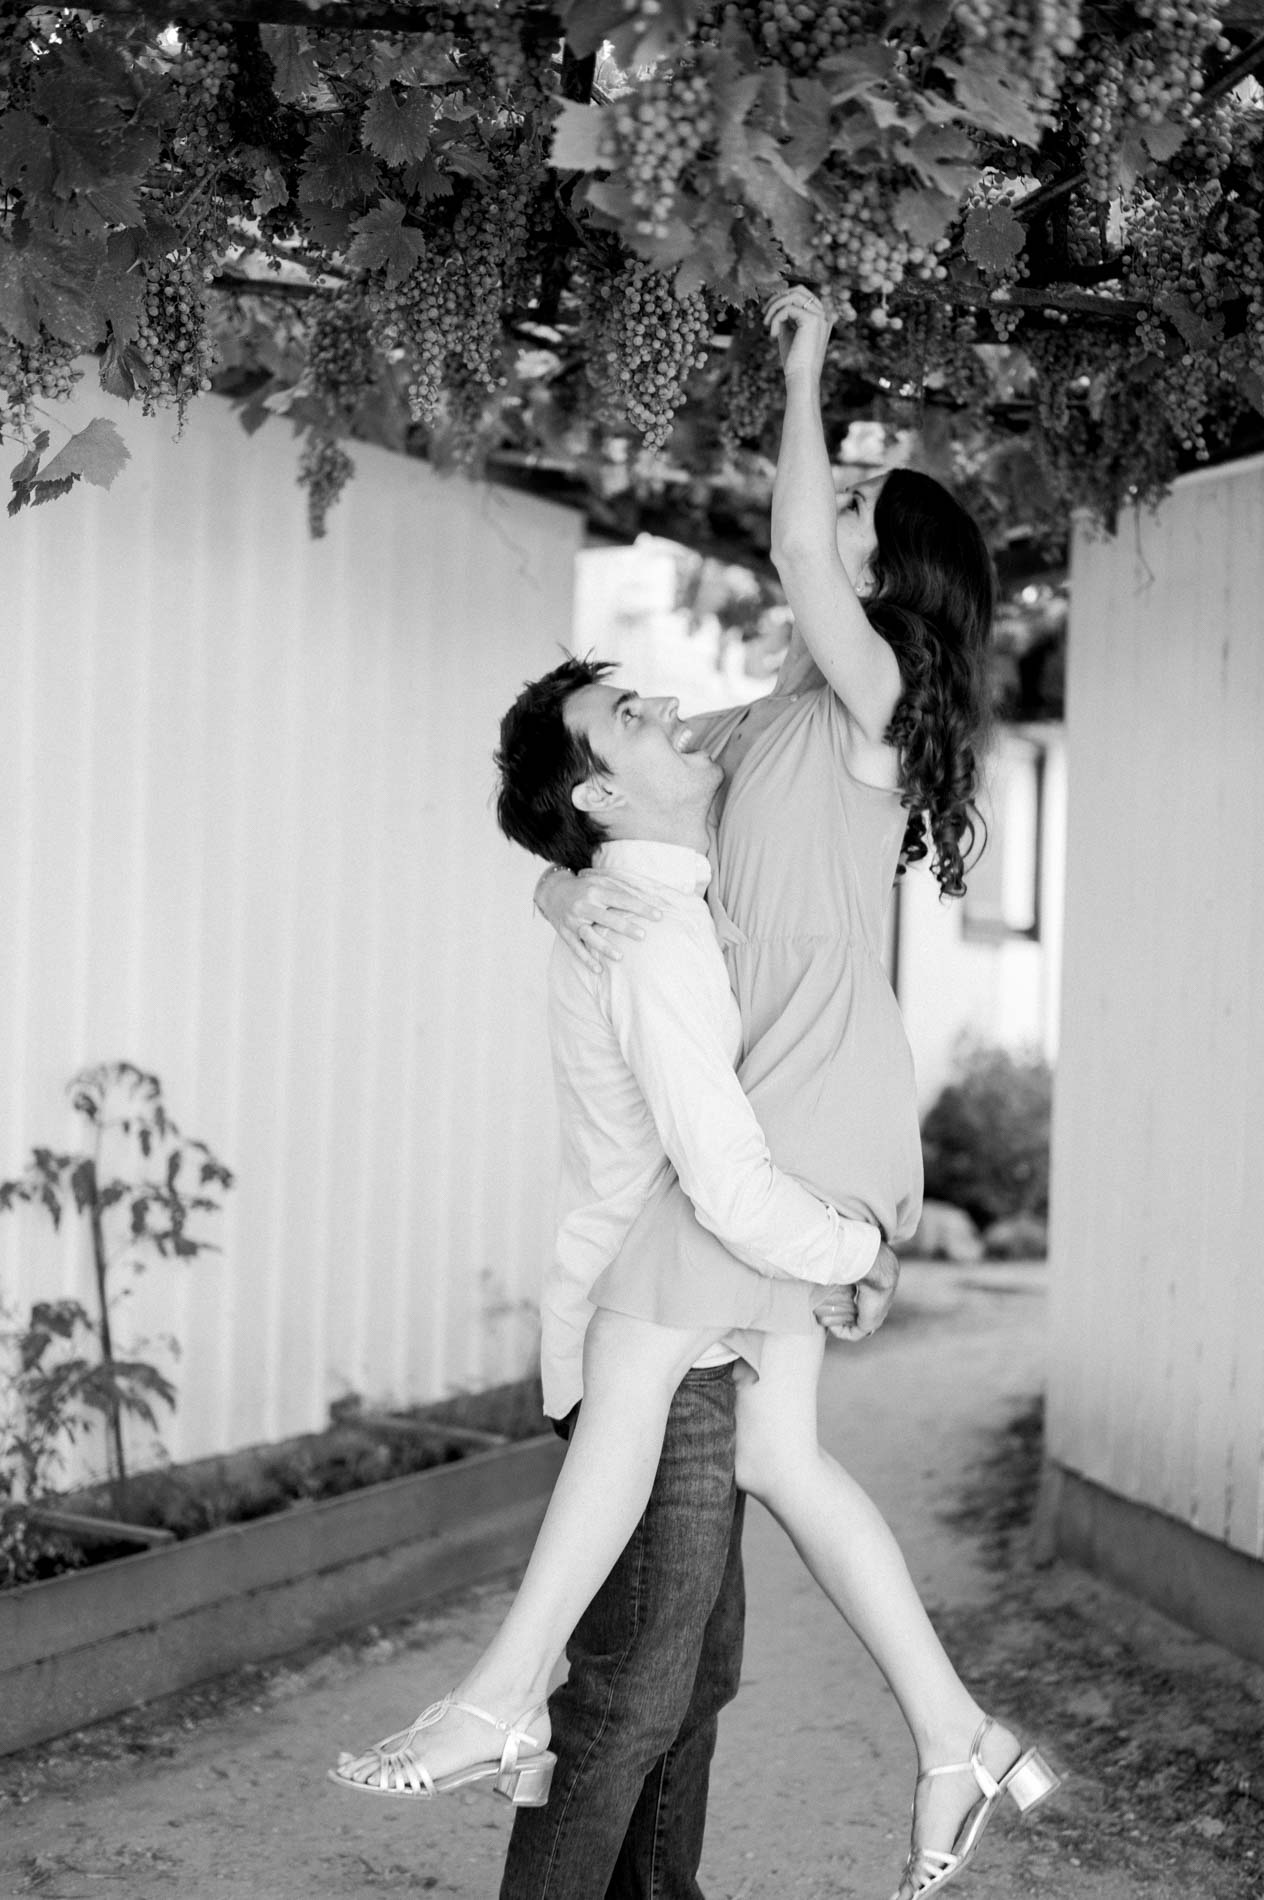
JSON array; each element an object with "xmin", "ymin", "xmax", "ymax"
[{"xmin": 834, "ymin": 473, "xmax": 885, "ymax": 593}]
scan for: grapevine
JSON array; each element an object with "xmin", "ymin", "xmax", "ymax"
[{"xmin": 0, "ymin": 0, "xmax": 1260, "ymax": 549}]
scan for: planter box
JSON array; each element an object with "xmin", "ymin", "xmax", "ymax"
[{"xmin": 0, "ymin": 1433, "xmax": 564, "ymax": 1758}]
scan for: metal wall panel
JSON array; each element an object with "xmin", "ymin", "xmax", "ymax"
[
  {"xmin": 1047, "ymin": 454, "xmax": 1264, "ymax": 1558},
  {"xmin": 0, "ymin": 381, "xmax": 579, "ymax": 1476}
]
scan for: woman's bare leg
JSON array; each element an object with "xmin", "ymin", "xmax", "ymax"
[
  {"xmin": 733, "ymin": 1333, "xmax": 1020, "ymax": 1895},
  {"xmin": 338, "ymin": 1309, "xmax": 718, "ymax": 1785}
]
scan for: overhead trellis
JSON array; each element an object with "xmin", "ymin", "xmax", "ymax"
[{"xmin": 1, "ymin": 0, "xmax": 1262, "ymax": 569}]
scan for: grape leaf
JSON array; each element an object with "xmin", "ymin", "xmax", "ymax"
[
  {"xmin": 1141, "ymin": 121, "xmax": 1186, "ymax": 163},
  {"xmin": 728, "ymin": 136, "xmax": 814, "ymax": 268},
  {"xmin": 362, "ymin": 87, "xmax": 435, "ymax": 167},
  {"xmin": 401, "ymin": 155, "xmax": 453, "ymax": 202},
  {"xmin": 782, "ymin": 79, "xmax": 832, "ymax": 180},
  {"xmin": 301, "ymin": 201, "xmax": 356, "ymax": 251},
  {"xmin": 579, "ymin": 179, "xmax": 638, "ymax": 229},
  {"xmin": 550, "ymin": 101, "xmax": 612, "ymax": 173},
  {"xmin": 0, "ymin": 111, "xmax": 56, "ymax": 196},
  {"xmin": 260, "ymin": 26, "xmax": 324, "ymax": 103},
  {"xmin": 345, "ymin": 198, "xmax": 426, "ymax": 286},
  {"xmin": 892, "ymin": 186, "xmax": 958, "ymax": 247},
  {"xmin": 962, "ymin": 203, "xmax": 1025, "ymax": 276},
  {"xmin": 819, "ymin": 44, "xmax": 899, "ymax": 104},
  {"xmin": 299, "ymin": 122, "xmax": 380, "ymax": 208},
  {"xmin": 1156, "ymin": 293, "xmax": 1222, "ymax": 352},
  {"xmin": 443, "ymin": 144, "xmax": 493, "ymax": 183},
  {"xmin": 939, "ymin": 52, "xmax": 1040, "ymax": 147},
  {"xmin": 81, "ymin": 179, "xmax": 147, "ymax": 229},
  {"xmin": 899, "ymin": 124, "xmax": 979, "ymax": 196},
  {"xmin": 732, "ymin": 220, "xmax": 787, "ymax": 300},
  {"xmin": 9, "ymin": 473, "xmax": 76, "ymax": 515},
  {"xmin": 14, "ymin": 236, "xmax": 108, "ymax": 350},
  {"xmin": 95, "ymin": 262, "xmax": 145, "ymax": 346},
  {"xmin": 37, "ymin": 417, "xmax": 130, "ymax": 489}
]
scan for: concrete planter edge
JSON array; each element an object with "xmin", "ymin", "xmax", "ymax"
[{"xmin": 0, "ymin": 1432, "xmax": 565, "ymax": 1757}]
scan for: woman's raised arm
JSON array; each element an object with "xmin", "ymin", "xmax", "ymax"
[{"xmin": 765, "ymin": 288, "xmax": 902, "ymax": 745}]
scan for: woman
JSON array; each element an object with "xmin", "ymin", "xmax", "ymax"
[{"xmin": 332, "ymin": 290, "xmax": 1058, "ymax": 1900}]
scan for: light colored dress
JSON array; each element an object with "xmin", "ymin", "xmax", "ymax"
[{"xmin": 592, "ymin": 684, "xmax": 923, "ymax": 1336}]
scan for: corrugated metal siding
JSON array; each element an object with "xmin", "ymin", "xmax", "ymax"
[
  {"xmin": 0, "ymin": 381, "xmax": 580, "ymax": 1475},
  {"xmin": 1046, "ymin": 454, "xmax": 1264, "ymax": 1558}
]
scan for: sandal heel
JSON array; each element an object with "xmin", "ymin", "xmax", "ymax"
[
  {"xmin": 1003, "ymin": 1749, "xmax": 1060, "ymax": 1813},
  {"xmin": 495, "ymin": 1752, "xmax": 556, "ymax": 1807}
]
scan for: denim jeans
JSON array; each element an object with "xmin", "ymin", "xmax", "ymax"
[{"xmin": 499, "ymin": 1364, "xmax": 745, "ymax": 1900}]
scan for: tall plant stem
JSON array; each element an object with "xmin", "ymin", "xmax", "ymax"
[{"xmin": 86, "ymin": 1136, "xmax": 128, "ymax": 1516}]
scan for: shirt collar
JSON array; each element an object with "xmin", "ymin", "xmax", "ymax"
[{"xmin": 593, "ymin": 839, "xmax": 712, "ymax": 896}]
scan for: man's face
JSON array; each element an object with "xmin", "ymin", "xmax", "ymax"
[
  {"xmin": 564, "ymin": 684, "xmax": 722, "ymax": 831},
  {"xmin": 834, "ymin": 472, "xmax": 885, "ymax": 591}
]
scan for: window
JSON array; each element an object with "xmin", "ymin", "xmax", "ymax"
[{"xmin": 962, "ymin": 733, "xmax": 1045, "ymax": 941}]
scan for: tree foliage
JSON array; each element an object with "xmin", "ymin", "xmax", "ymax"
[{"xmin": 2, "ymin": 0, "xmax": 1262, "ymax": 561}]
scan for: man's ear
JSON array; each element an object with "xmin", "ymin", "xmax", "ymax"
[{"xmin": 572, "ymin": 774, "xmax": 623, "ymax": 815}]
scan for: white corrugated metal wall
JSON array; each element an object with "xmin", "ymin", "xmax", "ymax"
[
  {"xmin": 1046, "ymin": 453, "xmax": 1264, "ymax": 1559},
  {"xmin": 0, "ymin": 379, "xmax": 580, "ymax": 1476}
]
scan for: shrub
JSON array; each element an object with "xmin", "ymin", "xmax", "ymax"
[{"xmin": 921, "ymin": 1042, "xmax": 1053, "ymax": 1229}]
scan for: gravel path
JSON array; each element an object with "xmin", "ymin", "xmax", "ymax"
[{"xmin": 1, "ymin": 1264, "xmax": 1260, "ymax": 1900}]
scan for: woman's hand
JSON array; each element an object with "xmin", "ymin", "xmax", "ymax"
[
  {"xmin": 535, "ymin": 865, "xmax": 663, "ymax": 974},
  {"xmin": 811, "ymin": 1283, "xmax": 860, "ymax": 1338},
  {"xmin": 765, "ymin": 286, "xmax": 835, "ymax": 383}
]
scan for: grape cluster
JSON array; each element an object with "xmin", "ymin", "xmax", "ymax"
[
  {"xmin": 1025, "ymin": 324, "xmax": 1193, "ymax": 526},
  {"xmin": 714, "ymin": 314, "xmax": 784, "ymax": 456},
  {"xmin": 1074, "ymin": 3, "xmax": 1233, "ymax": 201},
  {"xmin": 811, "ymin": 171, "xmax": 947, "ymax": 327},
  {"xmin": 298, "ymin": 432, "xmax": 354, "ymax": 538},
  {"xmin": 0, "ymin": 331, "xmax": 81, "ymax": 428},
  {"xmin": 709, "ymin": 0, "xmax": 880, "ymax": 72},
  {"xmin": 609, "ymin": 67, "xmax": 715, "ymax": 242},
  {"xmin": 1170, "ymin": 97, "xmax": 1238, "ymax": 184},
  {"xmin": 134, "ymin": 252, "xmax": 218, "ymax": 423},
  {"xmin": 583, "ymin": 261, "xmax": 710, "ymax": 454},
  {"xmin": 367, "ymin": 160, "xmax": 530, "ymax": 426},
  {"xmin": 459, "ymin": 0, "xmax": 553, "ymax": 112},
  {"xmin": 952, "ymin": 0, "xmax": 1082, "ymax": 123},
  {"xmin": 307, "ymin": 293, "xmax": 375, "ymax": 425},
  {"xmin": 170, "ymin": 26, "xmax": 236, "ymax": 168}
]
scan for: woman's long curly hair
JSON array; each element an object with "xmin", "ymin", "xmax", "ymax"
[{"xmin": 864, "ymin": 469, "xmax": 996, "ymax": 898}]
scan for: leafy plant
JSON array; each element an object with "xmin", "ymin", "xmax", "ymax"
[
  {"xmin": 1, "ymin": 2, "xmax": 1262, "ymax": 558},
  {"xmin": 0, "ymin": 1063, "xmax": 234, "ymax": 1524},
  {"xmin": 921, "ymin": 1041, "xmax": 1053, "ymax": 1229}
]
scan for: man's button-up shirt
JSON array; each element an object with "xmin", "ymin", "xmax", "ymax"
[{"xmin": 541, "ymin": 838, "xmax": 880, "ymax": 1420}]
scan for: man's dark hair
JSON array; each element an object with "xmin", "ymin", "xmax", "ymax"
[{"xmin": 495, "ymin": 655, "xmax": 617, "ymax": 870}]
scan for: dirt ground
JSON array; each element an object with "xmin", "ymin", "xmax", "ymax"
[{"xmin": 1, "ymin": 1263, "xmax": 1261, "ymax": 1900}]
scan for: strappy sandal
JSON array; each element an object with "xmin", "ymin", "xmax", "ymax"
[
  {"xmin": 328, "ymin": 1692, "xmax": 556, "ymax": 1806},
  {"xmin": 887, "ymin": 1715, "xmax": 1061, "ymax": 1899}
]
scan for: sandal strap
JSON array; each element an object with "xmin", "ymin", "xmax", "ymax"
[
  {"xmin": 917, "ymin": 1717, "xmax": 1001, "ymax": 1801},
  {"xmin": 407, "ymin": 1693, "xmax": 545, "ymax": 1775},
  {"xmin": 904, "ymin": 1847, "xmax": 958, "ymax": 1890}
]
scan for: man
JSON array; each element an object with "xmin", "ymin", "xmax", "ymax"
[{"xmin": 494, "ymin": 655, "xmax": 899, "ymax": 1900}]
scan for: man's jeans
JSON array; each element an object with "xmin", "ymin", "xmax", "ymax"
[{"xmin": 500, "ymin": 1364, "xmax": 745, "ymax": 1900}]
